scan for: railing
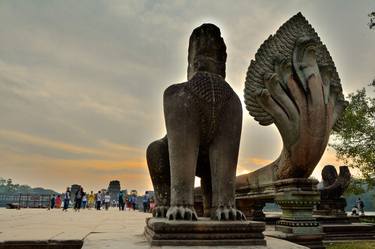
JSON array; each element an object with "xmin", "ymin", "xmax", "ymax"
[{"xmin": 0, "ymin": 194, "xmax": 51, "ymax": 208}]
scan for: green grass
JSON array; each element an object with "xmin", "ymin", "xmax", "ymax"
[
  {"xmin": 326, "ymin": 241, "xmax": 375, "ymax": 249},
  {"xmin": 360, "ymin": 216, "xmax": 375, "ymax": 223}
]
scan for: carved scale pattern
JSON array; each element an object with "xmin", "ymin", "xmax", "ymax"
[{"xmin": 185, "ymin": 71, "xmax": 234, "ymax": 144}]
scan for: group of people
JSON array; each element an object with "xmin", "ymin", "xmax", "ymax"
[
  {"xmin": 351, "ymin": 197, "xmax": 366, "ymax": 216},
  {"xmin": 49, "ymin": 187, "xmax": 151, "ymax": 212}
]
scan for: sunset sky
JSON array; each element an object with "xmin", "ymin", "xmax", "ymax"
[{"xmin": 0, "ymin": 1, "xmax": 374, "ymax": 193}]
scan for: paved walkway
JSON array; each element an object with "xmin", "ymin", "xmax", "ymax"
[{"xmin": 0, "ymin": 208, "xmax": 307, "ymax": 249}]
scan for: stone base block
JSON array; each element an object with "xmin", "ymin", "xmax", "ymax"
[
  {"xmin": 144, "ymin": 217, "xmax": 266, "ymax": 246},
  {"xmin": 266, "ymin": 230, "xmax": 324, "ymax": 249},
  {"xmin": 314, "ymin": 198, "xmax": 347, "ymax": 219},
  {"xmin": 315, "ymin": 215, "xmax": 351, "ymax": 224},
  {"xmin": 273, "ymin": 178, "xmax": 325, "ymax": 249},
  {"xmin": 322, "ymin": 223, "xmax": 375, "ymax": 241}
]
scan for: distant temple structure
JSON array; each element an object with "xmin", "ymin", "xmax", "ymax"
[
  {"xmin": 70, "ymin": 184, "xmax": 81, "ymax": 201},
  {"xmin": 107, "ymin": 180, "xmax": 121, "ymax": 201}
]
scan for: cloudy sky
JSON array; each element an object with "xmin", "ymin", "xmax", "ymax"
[{"xmin": 0, "ymin": 0, "xmax": 374, "ymax": 193}]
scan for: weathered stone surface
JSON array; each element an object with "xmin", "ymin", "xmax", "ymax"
[
  {"xmin": 147, "ymin": 23, "xmax": 244, "ymax": 221},
  {"xmin": 237, "ymin": 12, "xmax": 348, "ymax": 191},
  {"xmin": 322, "ymin": 223, "xmax": 375, "ymax": 241},
  {"xmin": 236, "ymin": 198, "xmax": 266, "ymax": 221},
  {"xmin": 314, "ymin": 165, "xmax": 350, "ymax": 219},
  {"xmin": 320, "ymin": 165, "xmax": 350, "ymax": 200},
  {"xmin": 271, "ymin": 178, "xmax": 324, "ymax": 249},
  {"xmin": 144, "ymin": 217, "xmax": 266, "ymax": 246}
]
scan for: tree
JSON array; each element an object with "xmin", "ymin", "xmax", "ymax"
[
  {"xmin": 331, "ymin": 85, "xmax": 375, "ymax": 183},
  {"xmin": 344, "ymin": 178, "xmax": 367, "ymax": 197},
  {"xmin": 369, "ymin": 12, "xmax": 375, "ymax": 29}
]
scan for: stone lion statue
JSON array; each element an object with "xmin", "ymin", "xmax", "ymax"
[{"xmin": 146, "ymin": 23, "xmax": 245, "ymax": 221}]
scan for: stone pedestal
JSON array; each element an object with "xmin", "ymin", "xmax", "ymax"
[
  {"xmin": 314, "ymin": 197, "xmax": 349, "ymax": 224},
  {"xmin": 271, "ymin": 178, "xmax": 324, "ymax": 249},
  {"xmin": 144, "ymin": 217, "xmax": 266, "ymax": 246}
]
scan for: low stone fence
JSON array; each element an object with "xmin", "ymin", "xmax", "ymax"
[{"xmin": 0, "ymin": 194, "xmax": 51, "ymax": 208}]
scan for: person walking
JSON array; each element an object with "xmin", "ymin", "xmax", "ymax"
[
  {"xmin": 104, "ymin": 192, "xmax": 111, "ymax": 210},
  {"xmin": 50, "ymin": 194, "xmax": 56, "ymax": 209},
  {"xmin": 149, "ymin": 196, "xmax": 155, "ymax": 213},
  {"xmin": 88, "ymin": 191, "xmax": 95, "ymax": 209},
  {"xmin": 143, "ymin": 192, "xmax": 149, "ymax": 212},
  {"xmin": 96, "ymin": 191, "xmax": 102, "ymax": 210},
  {"xmin": 55, "ymin": 195, "xmax": 62, "ymax": 208},
  {"xmin": 131, "ymin": 195, "xmax": 137, "ymax": 211},
  {"xmin": 357, "ymin": 198, "xmax": 365, "ymax": 216},
  {"xmin": 74, "ymin": 187, "xmax": 84, "ymax": 211},
  {"xmin": 118, "ymin": 191, "xmax": 125, "ymax": 211},
  {"xmin": 82, "ymin": 193, "xmax": 87, "ymax": 209},
  {"xmin": 63, "ymin": 187, "xmax": 71, "ymax": 211}
]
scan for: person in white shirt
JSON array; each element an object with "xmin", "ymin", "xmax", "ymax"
[
  {"xmin": 104, "ymin": 192, "xmax": 111, "ymax": 210},
  {"xmin": 96, "ymin": 191, "xmax": 102, "ymax": 210}
]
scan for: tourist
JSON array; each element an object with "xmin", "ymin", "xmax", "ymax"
[
  {"xmin": 88, "ymin": 191, "xmax": 95, "ymax": 209},
  {"xmin": 131, "ymin": 195, "xmax": 137, "ymax": 210},
  {"xmin": 82, "ymin": 193, "xmax": 87, "ymax": 209},
  {"xmin": 356, "ymin": 198, "xmax": 365, "ymax": 216},
  {"xmin": 351, "ymin": 205, "xmax": 359, "ymax": 216},
  {"xmin": 143, "ymin": 192, "xmax": 149, "ymax": 212},
  {"xmin": 104, "ymin": 192, "xmax": 111, "ymax": 210},
  {"xmin": 55, "ymin": 195, "xmax": 62, "ymax": 208},
  {"xmin": 149, "ymin": 196, "xmax": 155, "ymax": 211},
  {"xmin": 118, "ymin": 191, "xmax": 125, "ymax": 211},
  {"xmin": 126, "ymin": 195, "xmax": 132, "ymax": 210},
  {"xmin": 50, "ymin": 194, "xmax": 56, "ymax": 209},
  {"xmin": 96, "ymin": 191, "xmax": 102, "ymax": 210},
  {"xmin": 63, "ymin": 187, "xmax": 71, "ymax": 211},
  {"xmin": 101, "ymin": 191, "xmax": 105, "ymax": 207},
  {"xmin": 74, "ymin": 187, "xmax": 84, "ymax": 211}
]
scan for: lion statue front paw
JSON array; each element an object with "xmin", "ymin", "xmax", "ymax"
[
  {"xmin": 166, "ymin": 206, "xmax": 198, "ymax": 221},
  {"xmin": 213, "ymin": 206, "xmax": 246, "ymax": 221}
]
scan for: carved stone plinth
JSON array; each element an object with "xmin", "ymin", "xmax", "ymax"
[
  {"xmin": 144, "ymin": 217, "xmax": 266, "ymax": 246},
  {"xmin": 314, "ymin": 197, "xmax": 349, "ymax": 224},
  {"xmin": 271, "ymin": 178, "xmax": 324, "ymax": 249}
]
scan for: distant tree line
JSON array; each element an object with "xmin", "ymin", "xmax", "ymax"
[{"xmin": 0, "ymin": 177, "xmax": 57, "ymax": 195}]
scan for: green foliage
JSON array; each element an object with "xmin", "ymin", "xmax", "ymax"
[
  {"xmin": 327, "ymin": 241, "xmax": 375, "ymax": 249},
  {"xmin": 331, "ymin": 86, "xmax": 375, "ymax": 182},
  {"xmin": 0, "ymin": 177, "xmax": 6, "ymax": 186},
  {"xmin": 369, "ymin": 11, "xmax": 375, "ymax": 29},
  {"xmin": 344, "ymin": 178, "xmax": 367, "ymax": 196}
]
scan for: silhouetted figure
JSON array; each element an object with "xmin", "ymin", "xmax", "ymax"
[
  {"xmin": 63, "ymin": 187, "xmax": 71, "ymax": 211},
  {"xmin": 96, "ymin": 191, "xmax": 102, "ymax": 210},
  {"xmin": 50, "ymin": 194, "xmax": 55, "ymax": 209},
  {"xmin": 118, "ymin": 191, "xmax": 125, "ymax": 211}
]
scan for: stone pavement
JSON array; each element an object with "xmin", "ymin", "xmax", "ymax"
[{"xmin": 0, "ymin": 208, "xmax": 307, "ymax": 249}]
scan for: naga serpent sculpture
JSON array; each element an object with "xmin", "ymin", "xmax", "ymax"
[{"xmin": 236, "ymin": 13, "xmax": 348, "ymax": 189}]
